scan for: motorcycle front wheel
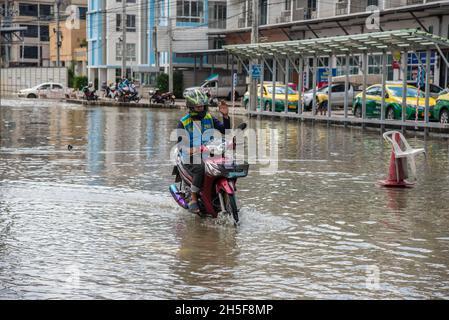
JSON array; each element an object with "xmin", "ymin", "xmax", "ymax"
[{"xmin": 222, "ymin": 192, "xmax": 239, "ymax": 224}]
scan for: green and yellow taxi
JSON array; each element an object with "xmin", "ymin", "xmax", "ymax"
[
  {"xmin": 432, "ymin": 92, "xmax": 449, "ymax": 123},
  {"xmin": 352, "ymin": 83, "xmax": 436, "ymax": 120},
  {"xmin": 243, "ymin": 83, "xmax": 299, "ymax": 112}
]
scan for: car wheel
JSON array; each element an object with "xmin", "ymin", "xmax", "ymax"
[
  {"xmin": 386, "ymin": 107, "xmax": 395, "ymax": 120},
  {"xmin": 27, "ymin": 93, "xmax": 37, "ymax": 98},
  {"xmin": 440, "ymin": 109, "xmax": 449, "ymax": 124},
  {"xmin": 354, "ymin": 106, "xmax": 362, "ymax": 118}
]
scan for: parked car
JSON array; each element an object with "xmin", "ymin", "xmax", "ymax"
[
  {"xmin": 432, "ymin": 93, "xmax": 449, "ymax": 123},
  {"xmin": 18, "ymin": 82, "xmax": 68, "ymax": 99},
  {"xmin": 303, "ymin": 83, "xmax": 359, "ymax": 111},
  {"xmin": 183, "ymin": 74, "xmax": 247, "ymax": 101},
  {"xmin": 407, "ymin": 81, "xmax": 444, "ymax": 98},
  {"xmin": 242, "ymin": 83, "xmax": 299, "ymax": 112},
  {"xmin": 352, "ymin": 83, "xmax": 436, "ymax": 120}
]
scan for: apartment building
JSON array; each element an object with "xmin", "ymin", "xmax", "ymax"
[
  {"xmin": 87, "ymin": 0, "xmax": 227, "ymax": 87},
  {"xmin": 49, "ymin": 20, "xmax": 87, "ymax": 75},
  {"xmin": 1, "ymin": 0, "xmax": 87, "ymax": 67},
  {"xmin": 217, "ymin": 0, "xmax": 449, "ymax": 87}
]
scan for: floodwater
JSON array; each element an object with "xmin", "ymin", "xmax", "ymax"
[{"xmin": 1, "ymin": 98, "xmax": 449, "ymax": 299}]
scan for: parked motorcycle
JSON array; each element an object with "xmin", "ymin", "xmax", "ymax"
[
  {"xmin": 102, "ymin": 82, "xmax": 117, "ymax": 99},
  {"xmin": 150, "ymin": 89, "xmax": 175, "ymax": 105},
  {"xmin": 82, "ymin": 86, "xmax": 98, "ymax": 101},
  {"xmin": 115, "ymin": 82, "xmax": 140, "ymax": 103},
  {"xmin": 170, "ymin": 123, "xmax": 248, "ymax": 224}
]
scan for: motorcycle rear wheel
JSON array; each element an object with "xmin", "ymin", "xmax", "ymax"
[{"xmin": 222, "ymin": 193, "xmax": 239, "ymax": 224}]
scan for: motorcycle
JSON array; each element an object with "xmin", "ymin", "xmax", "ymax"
[
  {"xmin": 102, "ymin": 83, "xmax": 117, "ymax": 99},
  {"xmin": 82, "ymin": 86, "xmax": 98, "ymax": 101},
  {"xmin": 169, "ymin": 123, "xmax": 248, "ymax": 224},
  {"xmin": 150, "ymin": 89, "xmax": 176, "ymax": 105},
  {"xmin": 115, "ymin": 83, "xmax": 140, "ymax": 103}
]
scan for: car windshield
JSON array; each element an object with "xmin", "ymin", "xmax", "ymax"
[
  {"xmin": 266, "ymin": 86, "xmax": 296, "ymax": 94},
  {"xmin": 388, "ymin": 86, "xmax": 425, "ymax": 98}
]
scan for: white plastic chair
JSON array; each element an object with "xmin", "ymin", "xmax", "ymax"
[{"xmin": 383, "ymin": 131, "xmax": 426, "ymax": 181}]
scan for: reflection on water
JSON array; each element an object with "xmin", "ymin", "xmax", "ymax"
[{"xmin": 1, "ymin": 101, "xmax": 449, "ymax": 299}]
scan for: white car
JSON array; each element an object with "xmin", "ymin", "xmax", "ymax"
[
  {"xmin": 18, "ymin": 82, "xmax": 68, "ymax": 99},
  {"xmin": 303, "ymin": 83, "xmax": 358, "ymax": 110}
]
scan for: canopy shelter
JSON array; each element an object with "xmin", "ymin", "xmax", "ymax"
[
  {"xmin": 223, "ymin": 29, "xmax": 449, "ymax": 130},
  {"xmin": 224, "ymin": 29, "xmax": 449, "ymax": 58}
]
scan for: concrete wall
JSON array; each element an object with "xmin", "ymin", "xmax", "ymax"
[{"xmin": 0, "ymin": 67, "xmax": 68, "ymax": 93}]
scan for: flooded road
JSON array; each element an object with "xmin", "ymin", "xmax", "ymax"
[{"xmin": 1, "ymin": 99, "xmax": 449, "ymax": 299}]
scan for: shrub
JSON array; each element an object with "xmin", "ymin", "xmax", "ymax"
[
  {"xmin": 156, "ymin": 73, "xmax": 169, "ymax": 92},
  {"xmin": 73, "ymin": 76, "xmax": 88, "ymax": 90},
  {"xmin": 173, "ymin": 70, "xmax": 183, "ymax": 98}
]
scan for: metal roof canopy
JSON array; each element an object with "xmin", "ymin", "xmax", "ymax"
[{"xmin": 223, "ymin": 29, "xmax": 449, "ymax": 58}]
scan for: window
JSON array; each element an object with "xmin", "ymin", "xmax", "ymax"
[
  {"xmin": 260, "ymin": 0, "xmax": 267, "ymax": 25},
  {"xmin": 19, "ymin": 3, "xmax": 38, "ymax": 16},
  {"xmin": 79, "ymin": 7, "xmax": 87, "ymax": 20},
  {"xmin": 116, "ymin": 43, "xmax": 136, "ymax": 61},
  {"xmin": 40, "ymin": 26, "xmax": 49, "ymax": 41},
  {"xmin": 368, "ymin": 54, "xmax": 382, "ymax": 74},
  {"xmin": 38, "ymin": 84, "xmax": 51, "ymax": 90},
  {"xmin": 430, "ymin": 84, "xmax": 442, "ymax": 94},
  {"xmin": 126, "ymin": 15, "xmax": 136, "ymax": 31},
  {"xmin": 331, "ymin": 84, "xmax": 345, "ymax": 93},
  {"xmin": 213, "ymin": 38, "xmax": 225, "ymax": 49},
  {"xmin": 20, "ymin": 46, "xmax": 38, "ymax": 59},
  {"xmin": 366, "ymin": 86, "xmax": 381, "ymax": 96},
  {"xmin": 53, "ymin": 84, "xmax": 63, "ymax": 90},
  {"xmin": 21, "ymin": 25, "xmax": 38, "ymax": 38},
  {"xmin": 209, "ymin": 2, "xmax": 226, "ymax": 29},
  {"xmin": 176, "ymin": 0, "xmax": 204, "ymax": 23},
  {"xmin": 39, "ymin": 4, "xmax": 52, "ymax": 18},
  {"xmin": 116, "ymin": 14, "xmax": 136, "ymax": 32},
  {"xmin": 285, "ymin": 0, "xmax": 291, "ymax": 11}
]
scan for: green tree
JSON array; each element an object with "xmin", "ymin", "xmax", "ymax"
[
  {"xmin": 173, "ymin": 70, "xmax": 183, "ymax": 98},
  {"xmin": 156, "ymin": 73, "xmax": 169, "ymax": 92}
]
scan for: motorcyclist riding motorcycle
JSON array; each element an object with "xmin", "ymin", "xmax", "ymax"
[{"xmin": 177, "ymin": 89, "xmax": 230, "ymax": 213}]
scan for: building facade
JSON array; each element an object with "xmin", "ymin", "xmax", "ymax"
[
  {"xmin": 49, "ymin": 19, "xmax": 87, "ymax": 76},
  {"xmin": 1, "ymin": 0, "xmax": 87, "ymax": 67},
  {"xmin": 86, "ymin": 0, "xmax": 227, "ymax": 87},
  {"xmin": 215, "ymin": 0, "xmax": 449, "ymax": 87}
]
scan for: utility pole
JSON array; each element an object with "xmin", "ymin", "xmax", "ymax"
[
  {"xmin": 121, "ymin": 0, "xmax": 127, "ymax": 78},
  {"xmin": 168, "ymin": 17, "xmax": 173, "ymax": 93},
  {"xmin": 3, "ymin": 0, "xmax": 10, "ymax": 67},
  {"xmin": 250, "ymin": 0, "xmax": 259, "ymax": 112},
  {"xmin": 56, "ymin": 0, "xmax": 62, "ymax": 67},
  {"xmin": 153, "ymin": 0, "xmax": 159, "ymax": 71}
]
